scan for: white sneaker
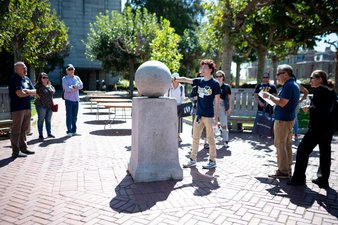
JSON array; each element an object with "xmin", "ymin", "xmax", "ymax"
[
  {"xmin": 67, "ymin": 133, "xmax": 73, "ymax": 137},
  {"xmin": 202, "ymin": 160, "xmax": 216, "ymax": 169},
  {"xmin": 183, "ymin": 159, "xmax": 196, "ymax": 168},
  {"xmin": 223, "ymin": 142, "xmax": 228, "ymax": 148}
]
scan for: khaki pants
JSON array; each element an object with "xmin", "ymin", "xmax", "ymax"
[
  {"xmin": 10, "ymin": 109, "xmax": 31, "ymax": 154},
  {"xmin": 190, "ymin": 116, "xmax": 216, "ymax": 162},
  {"xmin": 274, "ymin": 120, "xmax": 294, "ymax": 175}
]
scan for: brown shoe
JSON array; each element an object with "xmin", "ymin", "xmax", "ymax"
[{"xmin": 268, "ymin": 170, "xmax": 289, "ymax": 179}]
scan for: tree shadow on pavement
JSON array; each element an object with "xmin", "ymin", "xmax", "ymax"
[
  {"xmin": 110, "ymin": 175, "xmax": 177, "ymax": 213},
  {"xmin": 256, "ymin": 177, "xmax": 338, "ymax": 218},
  {"xmin": 90, "ymin": 129, "xmax": 131, "ymax": 136}
]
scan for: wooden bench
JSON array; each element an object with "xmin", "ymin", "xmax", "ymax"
[
  {"xmin": 228, "ymin": 88, "xmax": 257, "ymax": 131},
  {"xmin": 0, "ymin": 87, "xmax": 12, "ymax": 135}
]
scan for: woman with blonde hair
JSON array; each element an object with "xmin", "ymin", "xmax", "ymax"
[{"xmin": 35, "ymin": 72, "xmax": 56, "ymax": 139}]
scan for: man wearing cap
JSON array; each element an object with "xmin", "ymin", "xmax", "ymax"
[
  {"xmin": 62, "ymin": 64, "xmax": 83, "ymax": 137},
  {"xmin": 9, "ymin": 62, "xmax": 37, "ymax": 158}
]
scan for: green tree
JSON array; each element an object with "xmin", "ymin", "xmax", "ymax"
[
  {"xmin": 151, "ymin": 19, "xmax": 182, "ymax": 72},
  {"xmin": 0, "ymin": 0, "xmax": 69, "ymax": 72},
  {"xmin": 127, "ymin": 0, "xmax": 204, "ymax": 36},
  {"xmin": 127, "ymin": 0, "xmax": 204, "ymax": 77},
  {"xmin": 201, "ymin": 0, "xmax": 273, "ymax": 82},
  {"xmin": 85, "ymin": 6, "xmax": 182, "ymax": 96}
]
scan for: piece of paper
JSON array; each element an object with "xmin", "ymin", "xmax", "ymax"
[{"xmin": 258, "ymin": 90, "xmax": 276, "ymax": 106}]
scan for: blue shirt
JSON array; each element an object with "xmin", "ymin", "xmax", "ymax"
[
  {"xmin": 220, "ymin": 83, "xmax": 231, "ymax": 111},
  {"xmin": 193, "ymin": 77, "xmax": 221, "ymax": 117},
  {"xmin": 62, "ymin": 75, "xmax": 83, "ymax": 102},
  {"xmin": 9, "ymin": 73, "xmax": 35, "ymax": 112},
  {"xmin": 274, "ymin": 78, "xmax": 300, "ymax": 121}
]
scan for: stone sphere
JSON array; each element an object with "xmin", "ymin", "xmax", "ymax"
[{"xmin": 135, "ymin": 60, "xmax": 171, "ymax": 97}]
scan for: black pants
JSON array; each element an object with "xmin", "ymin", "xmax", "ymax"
[{"xmin": 292, "ymin": 128, "xmax": 333, "ymax": 182}]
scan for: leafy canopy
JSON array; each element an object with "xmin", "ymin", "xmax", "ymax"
[
  {"xmin": 85, "ymin": 6, "xmax": 182, "ymax": 74},
  {"xmin": 0, "ymin": 0, "xmax": 69, "ymax": 68}
]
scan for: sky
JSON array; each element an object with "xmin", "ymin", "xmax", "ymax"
[{"xmin": 314, "ymin": 33, "xmax": 338, "ymax": 52}]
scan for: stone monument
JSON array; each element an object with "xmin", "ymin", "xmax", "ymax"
[{"xmin": 128, "ymin": 60, "xmax": 183, "ymax": 182}]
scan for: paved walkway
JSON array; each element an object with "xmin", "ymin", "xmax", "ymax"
[{"xmin": 0, "ymin": 96, "xmax": 337, "ymax": 225}]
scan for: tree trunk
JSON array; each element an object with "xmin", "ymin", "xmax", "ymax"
[
  {"xmin": 12, "ymin": 40, "xmax": 22, "ymax": 63},
  {"xmin": 222, "ymin": 35, "xmax": 233, "ymax": 84},
  {"xmin": 235, "ymin": 62, "xmax": 241, "ymax": 87},
  {"xmin": 128, "ymin": 59, "xmax": 135, "ymax": 99},
  {"xmin": 271, "ymin": 55, "xmax": 278, "ymax": 85},
  {"xmin": 256, "ymin": 48, "xmax": 268, "ymax": 84}
]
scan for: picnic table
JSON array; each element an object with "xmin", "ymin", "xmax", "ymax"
[
  {"xmin": 96, "ymin": 102, "xmax": 133, "ymax": 128},
  {"xmin": 89, "ymin": 98, "xmax": 132, "ymax": 112}
]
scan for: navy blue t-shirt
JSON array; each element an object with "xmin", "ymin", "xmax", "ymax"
[
  {"xmin": 193, "ymin": 77, "xmax": 221, "ymax": 117},
  {"xmin": 274, "ymin": 78, "xmax": 300, "ymax": 121},
  {"xmin": 220, "ymin": 83, "xmax": 231, "ymax": 111},
  {"xmin": 9, "ymin": 73, "xmax": 34, "ymax": 112}
]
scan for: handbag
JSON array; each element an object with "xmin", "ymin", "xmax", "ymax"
[
  {"xmin": 51, "ymin": 103, "xmax": 58, "ymax": 112},
  {"xmin": 177, "ymin": 102, "xmax": 193, "ymax": 117},
  {"xmin": 252, "ymin": 107, "xmax": 274, "ymax": 137}
]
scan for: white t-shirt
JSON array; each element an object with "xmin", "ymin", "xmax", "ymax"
[{"xmin": 166, "ymin": 84, "xmax": 185, "ymax": 105}]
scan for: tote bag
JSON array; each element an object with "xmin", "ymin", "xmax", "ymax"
[{"xmin": 252, "ymin": 108, "xmax": 274, "ymax": 137}]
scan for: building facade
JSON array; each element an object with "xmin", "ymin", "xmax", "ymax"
[
  {"xmin": 247, "ymin": 47, "xmax": 336, "ymax": 81},
  {"xmin": 49, "ymin": 0, "xmax": 121, "ymax": 90}
]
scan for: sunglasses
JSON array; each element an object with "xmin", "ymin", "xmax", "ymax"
[
  {"xmin": 42, "ymin": 77, "xmax": 48, "ymax": 79},
  {"xmin": 262, "ymin": 76, "xmax": 269, "ymax": 78},
  {"xmin": 67, "ymin": 68, "xmax": 74, "ymax": 71}
]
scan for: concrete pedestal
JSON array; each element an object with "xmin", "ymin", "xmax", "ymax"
[{"xmin": 128, "ymin": 97, "xmax": 183, "ymax": 182}]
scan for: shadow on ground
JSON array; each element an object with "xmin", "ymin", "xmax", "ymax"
[
  {"xmin": 256, "ymin": 177, "xmax": 338, "ymax": 218},
  {"xmin": 110, "ymin": 175, "xmax": 177, "ymax": 213},
  {"xmin": 84, "ymin": 120, "xmax": 125, "ymax": 125},
  {"xmin": 90, "ymin": 129, "xmax": 131, "ymax": 136}
]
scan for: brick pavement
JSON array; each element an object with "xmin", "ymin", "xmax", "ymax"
[{"xmin": 0, "ymin": 96, "xmax": 337, "ymax": 225}]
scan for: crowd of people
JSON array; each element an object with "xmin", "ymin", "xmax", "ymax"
[{"xmin": 8, "ymin": 59, "xmax": 337, "ymax": 188}]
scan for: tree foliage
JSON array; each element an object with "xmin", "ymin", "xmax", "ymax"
[
  {"xmin": 85, "ymin": 6, "xmax": 181, "ymax": 73},
  {"xmin": 85, "ymin": 6, "xmax": 182, "ymax": 95},
  {"xmin": 126, "ymin": 0, "xmax": 204, "ymax": 36},
  {"xmin": 0, "ymin": 0, "xmax": 69, "ymax": 69}
]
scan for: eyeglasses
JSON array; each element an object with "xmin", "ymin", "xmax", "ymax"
[
  {"xmin": 277, "ymin": 71, "xmax": 286, "ymax": 76},
  {"xmin": 67, "ymin": 68, "xmax": 74, "ymax": 71},
  {"xmin": 42, "ymin": 77, "xmax": 48, "ymax": 79},
  {"xmin": 262, "ymin": 76, "xmax": 269, "ymax": 79}
]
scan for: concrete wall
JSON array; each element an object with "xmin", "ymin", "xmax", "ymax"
[{"xmin": 48, "ymin": 0, "xmax": 121, "ymax": 88}]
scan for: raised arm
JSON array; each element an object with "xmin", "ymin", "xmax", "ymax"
[{"xmin": 173, "ymin": 77, "xmax": 193, "ymax": 84}]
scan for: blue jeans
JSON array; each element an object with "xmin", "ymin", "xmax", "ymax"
[
  {"xmin": 65, "ymin": 100, "xmax": 79, "ymax": 134},
  {"xmin": 36, "ymin": 105, "xmax": 52, "ymax": 136}
]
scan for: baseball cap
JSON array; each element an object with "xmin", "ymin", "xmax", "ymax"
[{"xmin": 66, "ymin": 64, "xmax": 75, "ymax": 70}]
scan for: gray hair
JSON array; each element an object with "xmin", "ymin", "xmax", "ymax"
[{"xmin": 277, "ymin": 64, "xmax": 293, "ymax": 77}]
